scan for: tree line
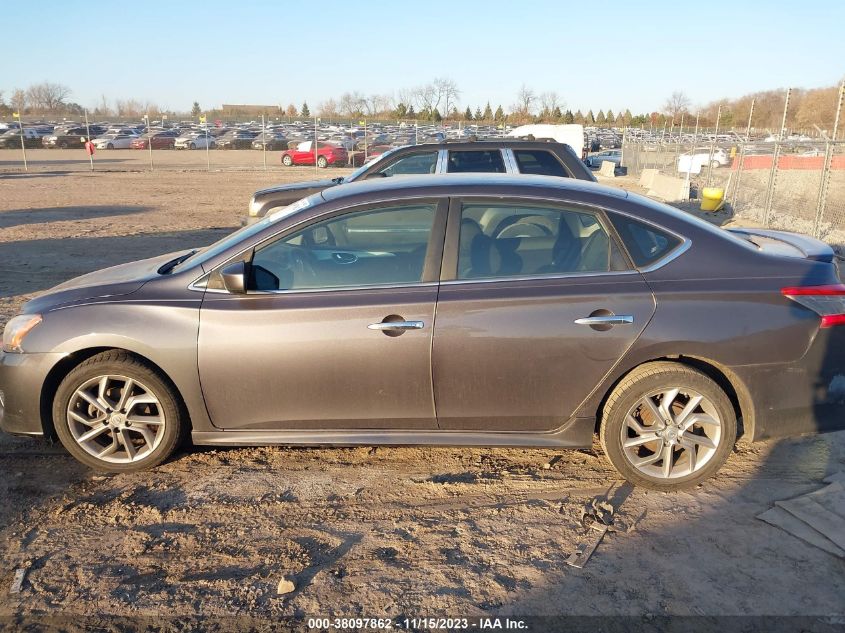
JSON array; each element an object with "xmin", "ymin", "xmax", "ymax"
[{"xmin": 2, "ymin": 77, "xmax": 843, "ymax": 136}]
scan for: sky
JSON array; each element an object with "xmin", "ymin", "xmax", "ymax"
[{"xmin": 2, "ymin": 0, "xmax": 843, "ymax": 116}]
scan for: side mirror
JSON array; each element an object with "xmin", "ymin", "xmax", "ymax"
[{"xmin": 220, "ymin": 261, "xmax": 248, "ymax": 294}]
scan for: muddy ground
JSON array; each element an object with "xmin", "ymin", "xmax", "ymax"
[{"xmin": 1, "ymin": 162, "xmax": 844, "ymax": 629}]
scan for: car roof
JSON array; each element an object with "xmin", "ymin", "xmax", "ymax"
[{"xmin": 319, "ymin": 173, "xmax": 628, "ymax": 203}]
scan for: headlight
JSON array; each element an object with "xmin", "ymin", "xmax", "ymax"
[{"xmin": 2, "ymin": 314, "xmax": 42, "ymax": 353}]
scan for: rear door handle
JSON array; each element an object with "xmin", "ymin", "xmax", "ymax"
[
  {"xmin": 574, "ymin": 315, "xmax": 634, "ymax": 326},
  {"xmin": 367, "ymin": 321, "xmax": 425, "ymax": 331}
]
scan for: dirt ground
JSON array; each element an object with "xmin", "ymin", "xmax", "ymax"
[{"xmin": 1, "ymin": 162, "xmax": 844, "ymax": 629}]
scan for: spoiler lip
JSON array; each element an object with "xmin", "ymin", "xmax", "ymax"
[{"xmin": 727, "ymin": 228, "xmax": 834, "ymax": 262}]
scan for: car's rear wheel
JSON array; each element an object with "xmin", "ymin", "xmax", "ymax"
[
  {"xmin": 107, "ymin": 143, "xmax": 114, "ymax": 150},
  {"xmin": 282, "ymin": 154, "xmax": 293, "ymax": 166},
  {"xmin": 317, "ymin": 156, "xmax": 328, "ymax": 168},
  {"xmin": 599, "ymin": 362, "xmax": 736, "ymax": 491},
  {"xmin": 53, "ymin": 351, "xmax": 186, "ymax": 472},
  {"xmin": 710, "ymin": 160, "xmax": 720, "ymax": 169},
  {"xmin": 189, "ymin": 142, "xmax": 196, "ymax": 150}
]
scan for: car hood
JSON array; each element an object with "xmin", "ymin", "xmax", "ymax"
[{"xmin": 22, "ymin": 250, "xmax": 189, "ymax": 314}]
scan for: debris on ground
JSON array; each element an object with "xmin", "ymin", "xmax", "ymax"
[
  {"xmin": 580, "ymin": 498, "xmax": 615, "ymax": 528},
  {"xmin": 276, "ymin": 577, "xmax": 296, "ymax": 595},
  {"xmin": 566, "ymin": 524, "xmax": 609, "ymax": 569},
  {"xmin": 9, "ymin": 564, "xmax": 29, "ymax": 595},
  {"xmin": 757, "ymin": 477, "xmax": 845, "ymax": 558}
]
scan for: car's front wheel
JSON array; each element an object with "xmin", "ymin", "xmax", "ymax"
[
  {"xmin": 599, "ymin": 361, "xmax": 736, "ymax": 491},
  {"xmin": 317, "ymin": 156, "xmax": 328, "ymax": 168},
  {"xmin": 53, "ymin": 350, "xmax": 186, "ymax": 472}
]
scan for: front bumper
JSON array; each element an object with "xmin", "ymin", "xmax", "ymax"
[{"xmin": 0, "ymin": 351, "xmax": 64, "ymax": 437}]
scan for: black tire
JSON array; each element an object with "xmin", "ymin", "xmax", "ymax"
[
  {"xmin": 107, "ymin": 143, "xmax": 114, "ymax": 150},
  {"xmin": 189, "ymin": 142, "xmax": 196, "ymax": 150},
  {"xmin": 282, "ymin": 154, "xmax": 293, "ymax": 166},
  {"xmin": 60, "ymin": 141, "xmax": 68, "ymax": 149},
  {"xmin": 52, "ymin": 350, "xmax": 187, "ymax": 473},
  {"xmin": 317, "ymin": 155, "xmax": 328, "ymax": 168},
  {"xmin": 599, "ymin": 361, "xmax": 736, "ymax": 491}
]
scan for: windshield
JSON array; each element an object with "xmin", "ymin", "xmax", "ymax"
[
  {"xmin": 170, "ymin": 197, "xmax": 317, "ymax": 273},
  {"xmin": 345, "ymin": 147, "xmax": 399, "ymax": 181}
]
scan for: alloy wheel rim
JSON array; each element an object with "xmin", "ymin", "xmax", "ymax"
[
  {"xmin": 66, "ymin": 374, "xmax": 165, "ymax": 464},
  {"xmin": 620, "ymin": 388, "xmax": 722, "ymax": 480}
]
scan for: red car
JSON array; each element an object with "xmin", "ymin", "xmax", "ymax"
[
  {"xmin": 280, "ymin": 141, "xmax": 348, "ymax": 168},
  {"xmin": 130, "ymin": 132, "xmax": 177, "ymax": 150}
]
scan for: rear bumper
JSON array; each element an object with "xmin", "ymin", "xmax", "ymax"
[
  {"xmin": 735, "ymin": 327, "xmax": 845, "ymax": 441},
  {"xmin": 0, "ymin": 352, "xmax": 63, "ymax": 437}
]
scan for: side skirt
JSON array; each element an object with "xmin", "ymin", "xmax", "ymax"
[{"xmin": 192, "ymin": 417, "xmax": 595, "ymax": 448}]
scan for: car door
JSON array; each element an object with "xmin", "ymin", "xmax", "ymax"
[
  {"xmin": 197, "ymin": 198, "xmax": 448, "ymax": 431},
  {"xmin": 432, "ymin": 197, "xmax": 656, "ymax": 432}
]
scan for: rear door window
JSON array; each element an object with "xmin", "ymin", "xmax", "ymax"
[
  {"xmin": 447, "ymin": 150, "xmax": 506, "ymax": 173},
  {"xmin": 377, "ymin": 151, "xmax": 438, "ymax": 176},
  {"xmin": 513, "ymin": 150, "xmax": 569, "ymax": 177},
  {"xmin": 608, "ymin": 214, "xmax": 682, "ymax": 267}
]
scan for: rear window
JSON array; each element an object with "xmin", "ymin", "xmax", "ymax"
[
  {"xmin": 448, "ymin": 150, "xmax": 506, "ymax": 173},
  {"xmin": 609, "ymin": 214, "xmax": 682, "ymax": 267},
  {"xmin": 513, "ymin": 150, "xmax": 568, "ymax": 177}
]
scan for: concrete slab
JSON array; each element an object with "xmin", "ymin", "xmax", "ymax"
[
  {"xmin": 647, "ymin": 173, "xmax": 690, "ymax": 202},
  {"xmin": 757, "ymin": 506, "xmax": 845, "ymax": 558},
  {"xmin": 639, "ymin": 168, "xmax": 658, "ymax": 189},
  {"xmin": 776, "ymin": 482, "xmax": 845, "ymax": 551},
  {"xmin": 598, "ymin": 161, "xmax": 616, "ymax": 178}
]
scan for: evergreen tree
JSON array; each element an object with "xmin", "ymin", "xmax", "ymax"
[
  {"xmin": 464, "ymin": 106, "xmax": 473, "ymax": 120},
  {"xmin": 552, "ymin": 106, "xmax": 562, "ymax": 120},
  {"xmin": 563, "ymin": 109, "xmax": 575, "ymax": 124},
  {"xmin": 475, "ymin": 106, "xmax": 483, "ymax": 120},
  {"xmin": 624, "ymin": 109, "xmax": 633, "ymax": 125},
  {"xmin": 596, "ymin": 110, "xmax": 606, "ymax": 124},
  {"xmin": 494, "ymin": 105, "xmax": 504, "ymax": 121},
  {"xmin": 606, "ymin": 109, "xmax": 615, "ymax": 124},
  {"xmin": 483, "ymin": 102, "xmax": 493, "ymax": 120},
  {"xmin": 586, "ymin": 109, "xmax": 595, "ymax": 124},
  {"xmin": 431, "ymin": 108, "xmax": 442, "ymax": 122},
  {"xmin": 301, "ymin": 101, "xmax": 310, "ymax": 117},
  {"xmin": 395, "ymin": 102, "xmax": 408, "ymax": 118},
  {"xmin": 407, "ymin": 104, "xmax": 416, "ymax": 117},
  {"xmin": 574, "ymin": 110, "xmax": 584, "ymax": 123},
  {"xmin": 191, "ymin": 102, "xmax": 201, "ymax": 117}
]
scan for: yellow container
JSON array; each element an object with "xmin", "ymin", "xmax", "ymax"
[{"xmin": 701, "ymin": 187, "xmax": 725, "ymax": 212}]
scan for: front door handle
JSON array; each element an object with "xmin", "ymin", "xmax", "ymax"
[
  {"xmin": 574, "ymin": 315, "xmax": 634, "ymax": 326},
  {"xmin": 367, "ymin": 320, "xmax": 425, "ymax": 331}
]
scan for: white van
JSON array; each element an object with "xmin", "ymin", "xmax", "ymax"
[{"xmin": 507, "ymin": 124, "xmax": 587, "ymax": 159}]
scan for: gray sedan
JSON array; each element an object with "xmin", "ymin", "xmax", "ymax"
[{"xmin": 2, "ymin": 174, "xmax": 844, "ymax": 490}]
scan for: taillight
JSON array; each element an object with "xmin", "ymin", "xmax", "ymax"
[{"xmin": 781, "ymin": 285, "xmax": 845, "ymax": 327}]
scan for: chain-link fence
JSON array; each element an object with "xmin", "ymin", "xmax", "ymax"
[{"xmin": 622, "ymin": 135, "xmax": 845, "ymax": 247}]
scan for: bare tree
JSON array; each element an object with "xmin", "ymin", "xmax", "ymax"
[
  {"xmin": 10, "ymin": 89, "xmax": 26, "ymax": 113},
  {"xmin": 434, "ymin": 77, "xmax": 460, "ymax": 117},
  {"xmin": 538, "ymin": 91, "xmax": 561, "ymax": 117},
  {"xmin": 663, "ymin": 91, "xmax": 691, "ymax": 118},
  {"xmin": 318, "ymin": 98, "xmax": 339, "ymax": 118},
  {"xmin": 339, "ymin": 92, "xmax": 366, "ymax": 117},
  {"xmin": 413, "ymin": 83, "xmax": 440, "ymax": 113},
  {"xmin": 510, "ymin": 85, "xmax": 536, "ymax": 121},
  {"xmin": 26, "ymin": 81, "xmax": 71, "ymax": 111}
]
